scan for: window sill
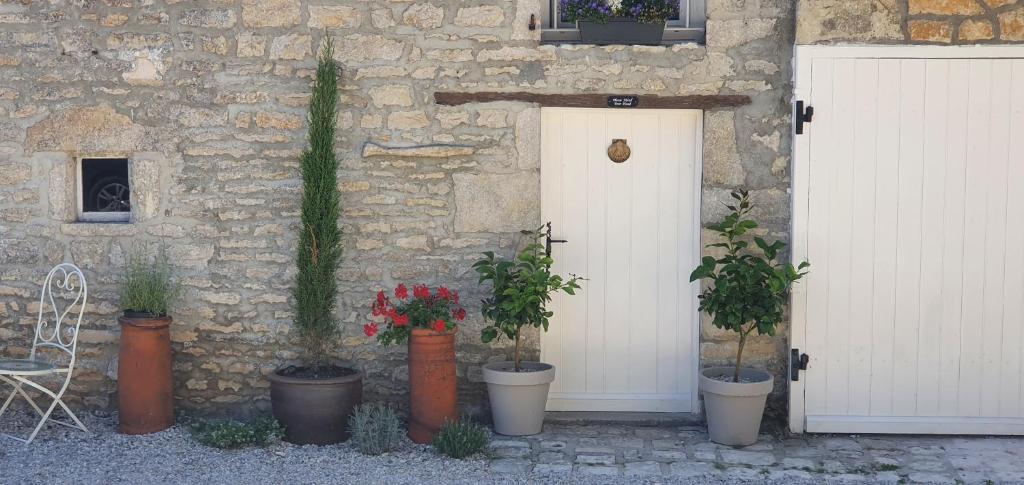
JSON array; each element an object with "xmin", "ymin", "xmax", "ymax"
[
  {"xmin": 541, "ymin": 28, "xmax": 705, "ymax": 46},
  {"xmin": 61, "ymin": 222, "xmax": 136, "ymax": 237}
]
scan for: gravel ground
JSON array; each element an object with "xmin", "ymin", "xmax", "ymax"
[{"xmin": 0, "ymin": 410, "xmax": 733, "ymax": 485}]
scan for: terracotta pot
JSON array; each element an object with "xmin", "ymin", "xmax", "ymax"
[
  {"xmin": 700, "ymin": 367, "xmax": 773, "ymax": 446},
  {"xmin": 117, "ymin": 313, "xmax": 174, "ymax": 435},
  {"xmin": 267, "ymin": 368, "xmax": 363, "ymax": 445},
  {"xmin": 407, "ymin": 327, "xmax": 457, "ymax": 444}
]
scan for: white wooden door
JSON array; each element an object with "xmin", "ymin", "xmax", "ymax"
[
  {"xmin": 540, "ymin": 108, "xmax": 701, "ymax": 412},
  {"xmin": 792, "ymin": 46, "xmax": 1024, "ymax": 434}
]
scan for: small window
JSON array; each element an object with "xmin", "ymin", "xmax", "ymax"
[
  {"xmin": 79, "ymin": 158, "xmax": 131, "ymax": 222},
  {"xmin": 542, "ymin": 0, "xmax": 705, "ymax": 43}
]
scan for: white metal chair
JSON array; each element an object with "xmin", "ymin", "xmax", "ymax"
[{"xmin": 0, "ymin": 263, "xmax": 90, "ymax": 444}]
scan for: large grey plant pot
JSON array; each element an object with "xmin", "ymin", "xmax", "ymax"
[
  {"xmin": 700, "ymin": 367, "xmax": 773, "ymax": 446},
  {"xmin": 483, "ymin": 362, "xmax": 556, "ymax": 436}
]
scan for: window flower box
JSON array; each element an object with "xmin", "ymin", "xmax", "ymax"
[
  {"xmin": 561, "ymin": 0, "xmax": 676, "ymax": 45},
  {"xmin": 577, "ymin": 18, "xmax": 666, "ymax": 45}
]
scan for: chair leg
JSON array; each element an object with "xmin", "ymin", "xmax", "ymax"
[
  {"xmin": 24, "ymin": 397, "xmax": 60, "ymax": 445},
  {"xmin": 0, "ymin": 375, "xmax": 45, "ymax": 418},
  {"xmin": 54, "ymin": 399, "xmax": 88, "ymax": 432},
  {"xmin": 3, "ymin": 376, "xmax": 88, "ymax": 444}
]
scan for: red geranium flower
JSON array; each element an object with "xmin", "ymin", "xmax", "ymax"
[
  {"xmin": 395, "ymin": 283, "xmax": 408, "ymax": 300},
  {"xmin": 413, "ymin": 285, "xmax": 430, "ymax": 299},
  {"xmin": 363, "ymin": 323, "xmax": 379, "ymax": 337},
  {"xmin": 376, "ymin": 290, "xmax": 387, "ymax": 305},
  {"xmin": 437, "ymin": 286, "xmax": 451, "ymax": 300},
  {"xmin": 393, "ymin": 313, "xmax": 410, "ymax": 327},
  {"xmin": 452, "ymin": 307, "xmax": 466, "ymax": 321},
  {"xmin": 451, "ymin": 291, "xmax": 460, "ymax": 304},
  {"xmin": 432, "ymin": 319, "xmax": 447, "ymax": 333}
]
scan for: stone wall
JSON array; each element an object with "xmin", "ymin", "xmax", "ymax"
[
  {"xmin": 797, "ymin": 0, "xmax": 1024, "ymax": 44},
  {"xmin": 0, "ymin": 0, "xmax": 794, "ymax": 417}
]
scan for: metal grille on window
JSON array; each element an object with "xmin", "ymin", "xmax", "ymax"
[{"xmin": 543, "ymin": 0, "xmax": 705, "ymax": 41}]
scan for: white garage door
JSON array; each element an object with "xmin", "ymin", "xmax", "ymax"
[
  {"xmin": 540, "ymin": 108, "xmax": 701, "ymax": 412},
  {"xmin": 791, "ymin": 46, "xmax": 1024, "ymax": 434}
]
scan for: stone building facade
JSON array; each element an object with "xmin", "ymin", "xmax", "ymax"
[{"xmin": 2, "ymin": 0, "xmax": 791, "ymax": 418}]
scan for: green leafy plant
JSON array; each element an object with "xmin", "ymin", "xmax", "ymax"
[
  {"xmin": 120, "ymin": 246, "xmax": 180, "ymax": 317},
  {"xmin": 347, "ymin": 403, "xmax": 403, "ymax": 455},
  {"xmin": 189, "ymin": 417, "xmax": 283, "ymax": 449},
  {"xmin": 432, "ymin": 418, "xmax": 490, "ymax": 459},
  {"xmin": 293, "ymin": 36, "xmax": 343, "ymax": 366},
  {"xmin": 473, "ymin": 225, "xmax": 581, "ymax": 372},
  {"xmin": 689, "ymin": 189, "xmax": 809, "ymax": 383}
]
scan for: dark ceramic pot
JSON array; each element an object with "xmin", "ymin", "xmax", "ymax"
[
  {"xmin": 118, "ymin": 313, "xmax": 174, "ymax": 435},
  {"xmin": 577, "ymin": 18, "xmax": 666, "ymax": 45},
  {"xmin": 267, "ymin": 368, "xmax": 364, "ymax": 445}
]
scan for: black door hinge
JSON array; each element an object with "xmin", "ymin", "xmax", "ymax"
[
  {"xmin": 790, "ymin": 349, "xmax": 809, "ymax": 381},
  {"xmin": 795, "ymin": 100, "xmax": 813, "ymax": 135}
]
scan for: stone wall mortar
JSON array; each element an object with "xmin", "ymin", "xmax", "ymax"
[{"xmin": 0, "ymin": 0, "xmax": 793, "ymax": 416}]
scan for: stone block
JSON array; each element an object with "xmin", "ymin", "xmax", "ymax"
[
  {"xmin": 453, "ymin": 172, "xmax": 539, "ymax": 233},
  {"xmin": 703, "ymin": 111, "xmax": 745, "ymax": 187},
  {"xmin": 333, "ymin": 34, "xmax": 404, "ymax": 63},
  {"xmin": 909, "ymin": 19, "xmax": 952, "ymax": 43},
  {"xmin": 269, "ymin": 34, "xmax": 310, "ymax": 60},
  {"xmin": 958, "ymin": 19, "xmax": 994, "ymax": 41},
  {"xmin": 242, "ymin": 0, "xmax": 300, "ymax": 27},
  {"xmin": 1000, "ymin": 8, "xmax": 1024, "ymax": 41},
  {"xmin": 454, "ymin": 6, "xmax": 505, "ymax": 27},
  {"xmin": 308, "ymin": 6, "xmax": 361, "ymax": 28},
  {"xmin": 909, "ymin": 0, "xmax": 983, "ymax": 15},
  {"xmin": 402, "ymin": 4, "xmax": 444, "ymax": 29},
  {"xmin": 25, "ymin": 104, "xmax": 145, "ymax": 154},
  {"xmin": 368, "ymin": 85, "xmax": 414, "ymax": 107},
  {"xmin": 795, "ymin": 0, "xmax": 902, "ymax": 44},
  {"xmin": 179, "ymin": 9, "xmax": 237, "ymax": 29}
]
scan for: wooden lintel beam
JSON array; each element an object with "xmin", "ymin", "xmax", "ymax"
[{"xmin": 433, "ymin": 92, "xmax": 751, "ymax": 109}]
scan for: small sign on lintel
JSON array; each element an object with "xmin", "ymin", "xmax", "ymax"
[{"xmin": 607, "ymin": 95, "xmax": 640, "ymax": 108}]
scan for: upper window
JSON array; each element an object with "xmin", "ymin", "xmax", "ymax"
[
  {"xmin": 79, "ymin": 158, "xmax": 131, "ymax": 223},
  {"xmin": 542, "ymin": 0, "xmax": 706, "ymax": 43}
]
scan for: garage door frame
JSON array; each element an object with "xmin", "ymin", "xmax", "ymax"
[{"xmin": 790, "ymin": 44, "xmax": 1024, "ymax": 434}]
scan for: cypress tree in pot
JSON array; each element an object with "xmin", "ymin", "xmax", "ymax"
[
  {"xmin": 266, "ymin": 36, "xmax": 363, "ymax": 445},
  {"xmin": 689, "ymin": 189, "xmax": 809, "ymax": 445}
]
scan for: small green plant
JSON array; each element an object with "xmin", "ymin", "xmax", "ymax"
[
  {"xmin": 347, "ymin": 403, "xmax": 403, "ymax": 455},
  {"xmin": 689, "ymin": 189, "xmax": 809, "ymax": 383},
  {"xmin": 875, "ymin": 463, "xmax": 900, "ymax": 472},
  {"xmin": 189, "ymin": 417, "xmax": 283, "ymax": 449},
  {"xmin": 432, "ymin": 419, "xmax": 490, "ymax": 459},
  {"xmin": 120, "ymin": 247, "xmax": 180, "ymax": 317},
  {"xmin": 474, "ymin": 224, "xmax": 581, "ymax": 371}
]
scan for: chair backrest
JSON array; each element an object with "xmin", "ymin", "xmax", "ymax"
[{"xmin": 30, "ymin": 264, "xmax": 88, "ymax": 365}]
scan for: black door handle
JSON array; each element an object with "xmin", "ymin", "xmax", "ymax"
[{"xmin": 545, "ymin": 222, "xmax": 567, "ymax": 256}]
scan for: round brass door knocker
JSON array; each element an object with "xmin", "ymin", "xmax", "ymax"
[{"xmin": 607, "ymin": 139, "xmax": 630, "ymax": 163}]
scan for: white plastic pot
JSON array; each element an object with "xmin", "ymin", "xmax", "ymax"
[
  {"xmin": 700, "ymin": 367, "xmax": 773, "ymax": 446},
  {"xmin": 483, "ymin": 361, "xmax": 555, "ymax": 436}
]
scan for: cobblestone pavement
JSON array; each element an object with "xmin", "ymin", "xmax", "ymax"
[{"xmin": 486, "ymin": 423, "xmax": 1024, "ymax": 483}]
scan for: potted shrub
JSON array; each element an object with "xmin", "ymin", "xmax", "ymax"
[
  {"xmin": 118, "ymin": 247, "xmax": 180, "ymax": 435},
  {"xmin": 689, "ymin": 190, "xmax": 809, "ymax": 446},
  {"xmin": 363, "ymin": 283, "xmax": 466, "ymax": 443},
  {"xmin": 473, "ymin": 226, "xmax": 581, "ymax": 436},
  {"xmin": 560, "ymin": 0, "xmax": 679, "ymax": 45},
  {"xmin": 266, "ymin": 37, "xmax": 364, "ymax": 446}
]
